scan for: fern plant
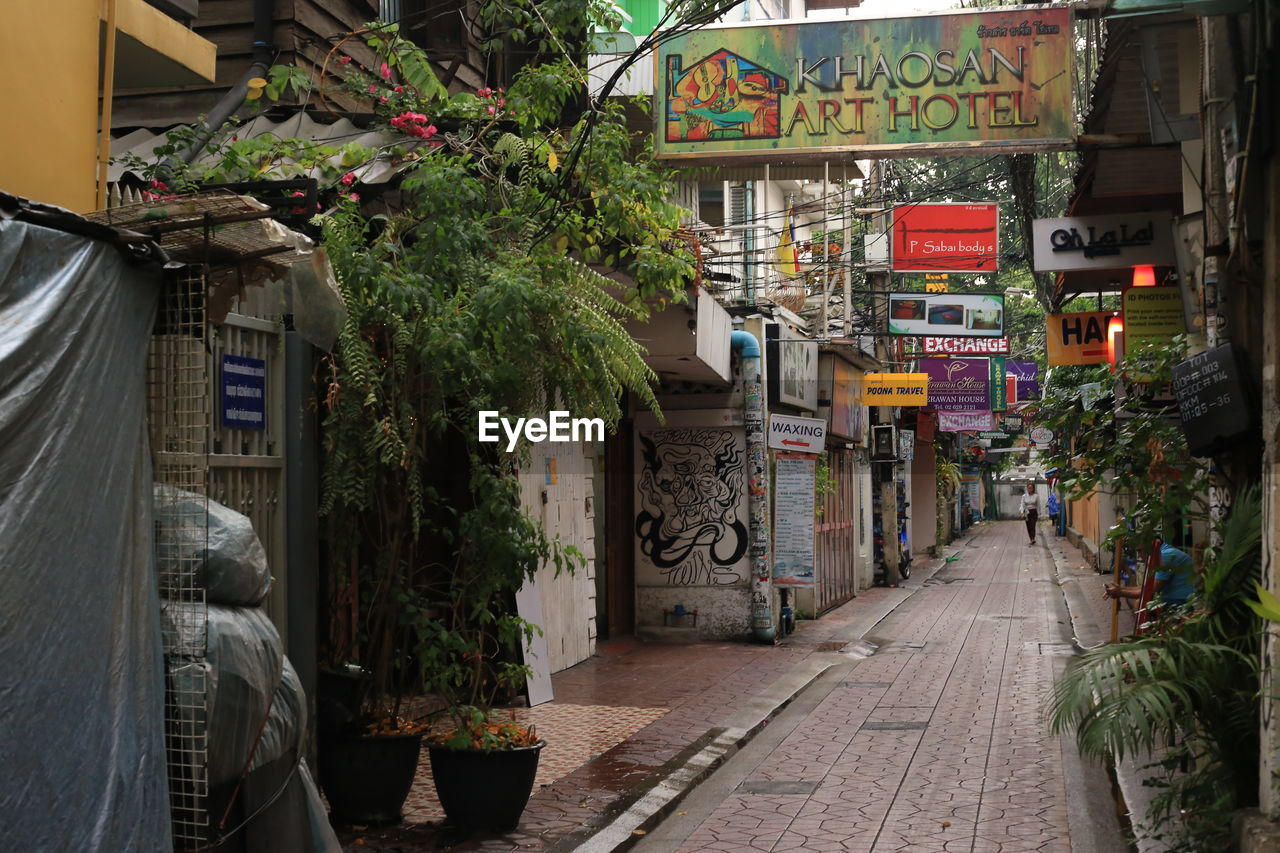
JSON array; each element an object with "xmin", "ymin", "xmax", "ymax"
[{"xmin": 1049, "ymin": 484, "xmax": 1263, "ymax": 851}]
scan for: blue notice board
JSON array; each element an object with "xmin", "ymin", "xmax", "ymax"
[{"xmin": 221, "ymin": 354, "xmax": 266, "ymax": 430}]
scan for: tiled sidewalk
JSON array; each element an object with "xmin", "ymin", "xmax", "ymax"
[
  {"xmin": 337, "ymin": 581, "xmax": 925, "ymax": 852},
  {"xmin": 634, "ymin": 520, "xmax": 1123, "ymax": 853}
]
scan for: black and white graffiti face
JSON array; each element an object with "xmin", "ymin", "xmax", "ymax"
[{"xmin": 636, "ymin": 429, "xmax": 748, "ymax": 584}]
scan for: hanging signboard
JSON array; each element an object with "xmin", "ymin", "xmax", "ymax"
[
  {"xmin": 921, "ymin": 336, "xmax": 1009, "ymax": 355},
  {"xmin": 774, "ymin": 453, "xmax": 817, "ymax": 586},
  {"xmin": 919, "ymin": 357, "xmax": 990, "ymax": 411},
  {"xmin": 1045, "ymin": 311, "xmax": 1111, "ymax": 366},
  {"xmin": 888, "ymin": 292, "xmax": 1005, "ymax": 337},
  {"xmin": 221, "ymin": 354, "xmax": 267, "ymax": 430},
  {"xmin": 1001, "ymin": 413, "xmax": 1023, "ymax": 434},
  {"xmin": 1006, "ymin": 359, "xmax": 1039, "ymax": 399},
  {"xmin": 769, "ymin": 413, "xmax": 827, "ymax": 452},
  {"xmin": 938, "ymin": 410, "xmax": 995, "ymax": 432},
  {"xmin": 924, "ymin": 273, "xmax": 950, "ymax": 292},
  {"xmin": 766, "ymin": 323, "xmax": 819, "ymax": 411},
  {"xmin": 1029, "ymin": 425, "xmax": 1054, "ymax": 445},
  {"xmin": 1170, "ymin": 343, "xmax": 1255, "ymax": 457},
  {"xmin": 1031, "ymin": 211, "xmax": 1176, "ymax": 272},
  {"xmin": 989, "ymin": 357, "xmax": 1007, "ymax": 411},
  {"xmin": 655, "ymin": 7, "xmax": 1075, "ymax": 163},
  {"xmin": 1123, "ymin": 287, "xmax": 1186, "ymax": 341},
  {"xmin": 898, "ymin": 429, "xmax": 916, "ymax": 461},
  {"xmin": 891, "ymin": 203, "xmax": 1000, "ymax": 272},
  {"xmin": 862, "ymin": 372, "xmax": 929, "ymax": 406},
  {"xmin": 819, "ymin": 354, "xmax": 865, "ymax": 443}
]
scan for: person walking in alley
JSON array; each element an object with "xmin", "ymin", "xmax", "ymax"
[{"xmin": 1020, "ymin": 483, "xmax": 1041, "ymax": 545}]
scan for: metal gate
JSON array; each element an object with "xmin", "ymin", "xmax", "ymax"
[{"xmin": 814, "ymin": 449, "xmax": 858, "ymax": 612}]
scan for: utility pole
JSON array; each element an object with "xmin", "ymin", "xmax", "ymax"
[{"xmin": 867, "ymin": 158, "xmax": 899, "ymax": 579}]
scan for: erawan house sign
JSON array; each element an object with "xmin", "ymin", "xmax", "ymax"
[{"xmin": 1031, "ymin": 211, "xmax": 1176, "ymax": 272}]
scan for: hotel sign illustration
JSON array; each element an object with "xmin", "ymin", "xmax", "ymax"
[{"xmin": 657, "ymin": 7, "xmax": 1074, "ymax": 161}]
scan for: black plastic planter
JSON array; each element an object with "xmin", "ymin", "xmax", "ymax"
[
  {"xmin": 318, "ymin": 730, "xmax": 423, "ymax": 825},
  {"xmin": 427, "ymin": 740, "xmax": 545, "ymax": 833}
]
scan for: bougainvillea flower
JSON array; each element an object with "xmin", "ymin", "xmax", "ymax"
[
  {"xmin": 341, "ymin": 172, "xmax": 356, "ymax": 186},
  {"xmin": 338, "ymin": 56, "xmax": 351, "ymax": 65},
  {"xmin": 367, "ymin": 84, "xmax": 378, "ymax": 94},
  {"xmin": 380, "ymin": 62, "xmax": 391, "ymax": 80}
]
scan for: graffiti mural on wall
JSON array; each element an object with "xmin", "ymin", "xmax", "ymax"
[{"xmin": 636, "ymin": 428, "xmax": 749, "ymax": 585}]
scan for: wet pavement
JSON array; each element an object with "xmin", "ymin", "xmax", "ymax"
[{"xmin": 338, "ymin": 521, "xmax": 1129, "ymax": 852}]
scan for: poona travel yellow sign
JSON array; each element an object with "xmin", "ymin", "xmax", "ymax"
[
  {"xmin": 655, "ymin": 7, "xmax": 1074, "ymax": 162},
  {"xmin": 863, "ymin": 373, "xmax": 929, "ymax": 405}
]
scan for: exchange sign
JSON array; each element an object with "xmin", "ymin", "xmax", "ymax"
[{"xmin": 656, "ymin": 7, "xmax": 1075, "ymax": 163}]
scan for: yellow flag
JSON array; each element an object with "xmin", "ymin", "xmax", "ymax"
[{"xmin": 777, "ymin": 207, "xmax": 798, "ymax": 277}]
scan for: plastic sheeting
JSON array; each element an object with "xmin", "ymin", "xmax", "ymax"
[
  {"xmin": 0, "ymin": 219, "xmax": 171, "ymax": 850},
  {"xmin": 166, "ymin": 605, "xmax": 285, "ymax": 786},
  {"xmin": 155, "ymin": 485, "xmax": 273, "ymax": 606}
]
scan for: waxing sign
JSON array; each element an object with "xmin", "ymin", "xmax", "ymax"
[{"xmin": 768, "ymin": 414, "xmax": 827, "ymax": 452}]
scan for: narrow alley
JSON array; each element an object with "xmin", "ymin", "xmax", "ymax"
[
  {"xmin": 346, "ymin": 520, "xmax": 1128, "ymax": 853},
  {"xmin": 631, "ymin": 519, "xmax": 1126, "ymax": 853}
]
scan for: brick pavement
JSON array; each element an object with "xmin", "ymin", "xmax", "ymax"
[
  {"xmin": 339, "ymin": 575, "xmax": 926, "ymax": 851},
  {"xmin": 649, "ymin": 520, "xmax": 1116, "ymax": 853}
]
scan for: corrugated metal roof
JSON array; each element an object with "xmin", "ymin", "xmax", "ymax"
[{"xmin": 108, "ymin": 114, "xmax": 414, "ymax": 184}]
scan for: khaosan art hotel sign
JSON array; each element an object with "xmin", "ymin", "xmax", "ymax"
[{"xmin": 655, "ymin": 6, "xmax": 1074, "ymax": 161}]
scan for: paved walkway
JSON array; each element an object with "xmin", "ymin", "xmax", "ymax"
[
  {"xmin": 340, "ymin": 521, "xmax": 1127, "ymax": 852},
  {"xmin": 635, "ymin": 520, "xmax": 1125, "ymax": 853}
]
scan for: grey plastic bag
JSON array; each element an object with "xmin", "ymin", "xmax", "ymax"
[{"xmin": 155, "ymin": 484, "xmax": 273, "ymax": 606}]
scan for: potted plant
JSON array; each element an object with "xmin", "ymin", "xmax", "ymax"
[{"xmin": 306, "ymin": 15, "xmax": 691, "ymax": 828}]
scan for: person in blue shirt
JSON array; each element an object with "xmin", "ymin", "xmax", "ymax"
[{"xmin": 1104, "ymin": 542, "xmax": 1196, "ymax": 609}]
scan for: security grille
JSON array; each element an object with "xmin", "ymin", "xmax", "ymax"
[{"xmin": 148, "ymin": 265, "xmax": 211, "ymax": 849}]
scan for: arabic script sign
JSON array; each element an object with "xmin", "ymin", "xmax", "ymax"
[
  {"xmin": 655, "ymin": 7, "xmax": 1075, "ymax": 162},
  {"xmin": 1031, "ymin": 211, "xmax": 1176, "ymax": 272}
]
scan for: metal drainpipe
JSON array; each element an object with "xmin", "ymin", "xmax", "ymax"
[
  {"xmin": 161, "ymin": 0, "xmax": 275, "ymax": 175},
  {"xmin": 732, "ymin": 328, "xmax": 776, "ymax": 643}
]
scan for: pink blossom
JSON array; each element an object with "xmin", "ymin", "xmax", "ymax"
[
  {"xmin": 367, "ymin": 84, "xmax": 378, "ymax": 94},
  {"xmin": 394, "ymin": 85, "xmax": 404, "ymax": 93},
  {"xmin": 290, "ymin": 190, "xmax": 305, "ymax": 197},
  {"xmin": 341, "ymin": 172, "xmax": 356, "ymax": 186},
  {"xmin": 338, "ymin": 56, "xmax": 351, "ymax": 65},
  {"xmin": 380, "ymin": 95, "xmax": 389, "ymax": 103},
  {"xmin": 348, "ymin": 193, "xmax": 360, "ymax": 202},
  {"xmin": 423, "ymin": 124, "xmax": 437, "ymax": 137},
  {"xmin": 487, "ymin": 105, "xmax": 496, "ymax": 115},
  {"xmin": 149, "ymin": 179, "xmax": 168, "ymax": 190},
  {"xmin": 497, "ymin": 98, "xmax": 505, "ymax": 108},
  {"xmin": 380, "ymin": 62, "xmax": 391, "ymax": 80},
  {"xmin": 477, "ymin": 87, "xmax": 492, "ymax": 97}
]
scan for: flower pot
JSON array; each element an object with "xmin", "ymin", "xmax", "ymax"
[
  {"xmin": 427, "ymin": 740, "xmax": 545, "ymax": 833},
  {"xmin": 318, "ymin": 730, "xmax": 423, "ymax": 826}
]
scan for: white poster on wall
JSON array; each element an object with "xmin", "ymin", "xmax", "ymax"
[{"xmin": 773, "ymin": 453, "xmax": 816, "ymax": 587}]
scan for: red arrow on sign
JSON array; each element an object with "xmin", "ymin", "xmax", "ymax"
[{"xmin": 781, "ymin": 439, "xmax": 812, "ymax": 447}]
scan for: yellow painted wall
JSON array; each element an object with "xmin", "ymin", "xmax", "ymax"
[
  {"xmin": 0, "ymin": 2, "xmax": 100, "ymax": 211},
  {"xmin": 0, "ymin": 0, "xmax": 216, "ymax": 213}
]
